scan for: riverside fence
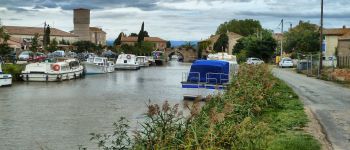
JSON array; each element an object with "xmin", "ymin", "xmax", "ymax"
[{"xmin": 337, "ymin": 56, "xmax": 350, "ymax": 68}]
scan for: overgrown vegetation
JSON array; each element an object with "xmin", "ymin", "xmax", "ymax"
[
  {"xmin": 87, "ymin": 64, "xmax": 320, "ymax": 150},
  {"xmin": 233, "ymin": 29, "xmax": 277, "ymax": 63},
  {"xmin": 1, "ymin": 64, "xmax": 24, "ymax": 81}
]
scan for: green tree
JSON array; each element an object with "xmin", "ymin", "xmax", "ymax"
[
  {"xmin": 43, "ymin": 25, "xmax": 50, "ymax": 48},
  {"xmin": 143, "ymin": 31, "xmax": 149, "ymax": 37},
  {"xmin": 198, "ymin": 40, "xmax": 211, "ymax": 58},
  {"xmin": 0, "ymin": 26, "xmax": 11, "ymax": 57},
  {"xmin": 233, "ymin": 29, "xmax": 277, "ymax": 62},
  {"xmin": 47, "ymin": 38, "xmax": 58, "ymax": 52},
  {"xmin": 166, "ymin": 41, "xmax": 171, "ymax": 48},
  {"xmin": 30, "ymin": 33, "xmax": 39, "ymax": 52},
  {"xmin": 213, "ymin": 34, "xmax": 229, "ymax": 52},
  {"xmin": 284, "ymin": 21, "xmax": 320, "ymax": 53},
  {"xmin": 216, "ymin": 19, "xmax": 262, "ymax": 36},
  {"xmin": 114, "ymin": 32, "xmax": 124, "ymax": 46},
  {"xmin": 138, "ymin": 22, "xmax": 145, "ymax": 43},
  {"xmin": 73, "ymin": 41, "xmax": 96, "ymax": 53},
  {"xmin": 59, "ymin": 39, "xmax": 67, "ymax": 45},
  {"xmin": 130, "ymin": 33, "xmax": 138, "ymax": 37}
]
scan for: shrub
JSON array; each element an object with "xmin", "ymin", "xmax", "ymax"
[{"xmin": 1, "ymin": 64, "xmax": 24, "ymax": 81}]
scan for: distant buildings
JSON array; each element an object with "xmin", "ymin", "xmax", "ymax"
[
  {"xmin": 323, "ymin": 26, "xmax": 350, "ymax": 58},
  {"xmin": 0, "ymin": 8, "xmax": 107, "ymax": 53},
  {"xmin": 2, "ymin": 26, "xmax": 78, "ymax": 51},
  {"xmin": 120, "ymin": 35, "xmax": 167, "ymax": 50},
  {"xmin": 199, "ymin": 32, "xmax": 242, "ymax": 55}
]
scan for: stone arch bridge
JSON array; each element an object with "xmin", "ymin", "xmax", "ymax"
[{"xmin": 164, "ymin": 48, "xmax": 198, "ymax": 62}]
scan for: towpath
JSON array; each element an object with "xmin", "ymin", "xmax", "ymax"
[{"xmin": 273, "ymin": 68, "xmax": 350, "ymax": 150}]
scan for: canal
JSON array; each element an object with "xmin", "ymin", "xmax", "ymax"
[{"xmin": 0, "ymin": 61, "xmax": 215, "ymax": 149}]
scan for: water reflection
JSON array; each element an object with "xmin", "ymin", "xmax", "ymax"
[{"xmin": 0, "ymin": 61, "xmax": 217, "ymax": 149}]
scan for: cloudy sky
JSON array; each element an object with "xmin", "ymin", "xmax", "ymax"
[{"xmin": 0, "ymin": 0, "xmax": 349, "ymax": 41}]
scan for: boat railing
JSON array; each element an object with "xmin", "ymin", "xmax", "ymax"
[{"xmin": 205, "ymin": 73, "xmax": 229, "ymax": 85}]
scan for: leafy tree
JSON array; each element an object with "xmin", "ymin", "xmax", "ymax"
[
  {"xmin": 47, "ymin": 38, "xmax": 58, "ymax": 52},
  {"xmin": 114, "ymin": 32, "xmax": 124, "ymax": 46},
  {"xmin": 284, "ymin": 21, "xmax": 320, "ymax": 53},
  {"xmin": 120, "ymin": 44, "xmax": 134, "ymax": 54},
  {"xmin": 166, "ymin": 41, "xmax": 171, "ymax": 48},
  {"xmin": 181, "ymin": 42, "xmax": 196, "ymax": 49},
  {"xmin": 130, "ymin": 33, "xmax": 138, "ymax": 37},
  {"xmin": 30, "ymin": 33, "xmax": 39, "ymax": 52},
  {"xmin": 59, "ymin": 39, "xmax": 68, "ymax": 45},
  {"xmin": 213, "ymin": 34, "xmax": 229, "ymax": 52},
  {"xmin": 233, "ymin": 29, "xmax": 277, "ymax": 62},
  {"xmin": 138, "ymin": 22, "xmax": 145, "ymax": 43},
  {"xmin": 143, "ymin": 31, "xmax": 149, "ymax": 37},
  {"xmin": 73, "ymin": 41, "xmax": 96, "ymax": 53},
  {"xmin": 216, "ymin": 19, "xmax": 262, "ymax": 36},
  {"xmin": 198, "ymin": 40, "xmax": 211, "ymax": 58},
  {"xmin": 0, "ymin": 26, "xmax": 11, "ymax": 57}
]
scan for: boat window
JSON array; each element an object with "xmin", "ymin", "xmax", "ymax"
[
  {"xmin": 95, "ymin": 58, "xmax": 103, "ymax": 63},
  {"xmin": 124, "ymin": 60, "xmax": 127, "ymax": 63}
]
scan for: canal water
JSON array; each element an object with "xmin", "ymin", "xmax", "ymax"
[{"xmin": 0, "ymin": 61, "xmax": 216, "ymax": 149}]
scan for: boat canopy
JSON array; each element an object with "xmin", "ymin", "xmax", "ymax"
[{"xmin": 187, "ymin": 60, "xmax": 229, "ymax": 84}]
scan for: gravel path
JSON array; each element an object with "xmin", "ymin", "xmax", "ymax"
[{"xmin": 273, "ymin": 68, "xmax": 350, "ymax": 150}]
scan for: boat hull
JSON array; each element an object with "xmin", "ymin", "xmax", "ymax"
[
  {"xmin": 0, "ymin": 74, "xmax": 12, "ymax": 86},
  {"xmin": 115, "ymin": 64, "xmax": 140, "ymax": 70},
  {"xmin": 83, "ymin": 63, "xmax": 107, "ymax": 74},
  {"xmin": 22, "ymin": 70, "xmax": 84, "ymax": 82}
]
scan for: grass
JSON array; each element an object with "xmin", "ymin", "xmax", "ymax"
[{"xmin": 87, "ymin": 64, "xmax": 321, "ymax": 150}]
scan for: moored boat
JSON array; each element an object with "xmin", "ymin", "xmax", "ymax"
[
  {"xmin": 181, "ymin": 60, "xmax": 234, "ymax": 89},
  {"xmin": 21, "ymin": 58, "xmax": 84, "ymax": 82},
  {"xmin": 152, "ymin": 51, "xmax": 165, "ymax": 65},
  {"xmin": 0, "ymin": 63, "xmax": 12, "ymax": 86},
  {"xmin": 115, "ymin": 54, "xmax": 140, "ymax": 70},
  {"xmin": 136, "ymin": 56, "xmax": 150, "ymax": 67},
  {"xmin": 83, "ymin": 57, "xmax": 111, "ymax": 74}
]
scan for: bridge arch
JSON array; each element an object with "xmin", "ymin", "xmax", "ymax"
[{"xmin": 164, "ymin": 48, "xmax": 197, "ymax": 62}]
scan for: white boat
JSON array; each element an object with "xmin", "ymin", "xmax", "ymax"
[
  {"xmin": 115, "ymin": 54, "xmax": 140, "ymax": 70},
  {"xmin": 83, "ymin": 57, "xmax": 111, "ymax": 74},
  {"xmin": 207, "ymin": 52, "xmax": 239, "ymax": 74},
  {"xmin": 0, "ymin": 63, "xmax": 12, "ymax": 86},
  {"xmin": 136, "ymin": 56, "xmax": 150, "ymax": 67},
  {"xmin": 107, "ymin": 61, "xmax": 115, "ymax": 73},
  {"xmin": 21, "ymin": 58, "xmax": 84, "ymax": 82}
]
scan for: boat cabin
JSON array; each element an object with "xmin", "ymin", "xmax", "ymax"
[{"xmin": 181, "ymin": 60, "xmax": 234, "ymax": 89}]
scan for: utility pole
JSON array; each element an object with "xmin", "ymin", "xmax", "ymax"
[
  {"xmin": 281, "ymin": 19, "xmax": 284, "ymax": 58},
  {"xmin": 318, "ymin": 0, "xmax": 324, "ymax": 78}
]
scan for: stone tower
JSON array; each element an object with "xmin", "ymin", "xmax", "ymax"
[{"xmin": 73, "ymin": 8, "xmax": 90, "ymax": 41}]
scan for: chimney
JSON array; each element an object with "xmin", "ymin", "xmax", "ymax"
[{"xmin": 343, "ymin": 25, "xmax": 346, "ymax": 29}]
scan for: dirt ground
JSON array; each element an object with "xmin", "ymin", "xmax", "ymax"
[{"xmin": 304, "ymin": 107, "xmax": 333, "ymax": 150}]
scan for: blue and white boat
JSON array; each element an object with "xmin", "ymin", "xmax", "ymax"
[
  {"xmin": 181, "ymin": 60, "xmax": 235, "ymax": 89},
  {"xmin": 0, "ymin": 63, "xmax": 12, "ymax": 86}
]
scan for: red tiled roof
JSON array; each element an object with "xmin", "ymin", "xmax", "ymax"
[
  {"xmin": 3, "ymin": 26, "xmax": 78, "ymax": 37},
  {"xmin": 90, "ymin": 27, "xmax": 106, "ymax": 34},
  {"xmin": 323, "ymin": 28, "xmax": 350, "ymax": 35},
  {"xmin": 121, "ymin": 36, "xmax": 166, "ymax": 42}
]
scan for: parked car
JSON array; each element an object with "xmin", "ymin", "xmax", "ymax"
[
  {"xmin": 18, "ymin": 51, "xmax": 34, "ymax": 61},
  {"xmin": 66, "ymin": 51, "xmax": 77, "ymax": 58},
  {"xmin": 53, "ymin": 50, "xmax": 65, "ymax": 57},
  {"xmin": 28, "ymin": 52, "xmax": 47, "ymax": 62},
  {"xmin": 246, "ymin": 57, "xmax": 264, "ymax": 65},
  {"xmin": 279, "ymin": 57, "xmax": 294, "ymax": 68}
]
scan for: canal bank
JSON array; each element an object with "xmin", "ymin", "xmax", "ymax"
[{"xmin": 0, "ymin": 61, "xmax": 215, "ymax": 149}]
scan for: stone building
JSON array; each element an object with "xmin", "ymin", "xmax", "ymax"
[
  {"xmin": 337, "ymin": 32, "xmax": 350, "ymax": 57},
  {"xmin": 72, "ymin": 8, "xmax": 107, "ymax": 46},
  {"xmin": 199, "ymin": 32, "xmax": 242, "ymax": 55},
  {"xmin": 89, "ymin": 27, "xmax": 106, "ymax": 45},
  {"xmin": 120, "ymin": 36, "xmax": 167, "ymax": 50},
  {"xmin": 2, "ymin": 25, "xmax": 78, "ymax": 51},
  {"xmin": 323, "ymin": 26, "xmax": 350, "ymax": 59}
]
